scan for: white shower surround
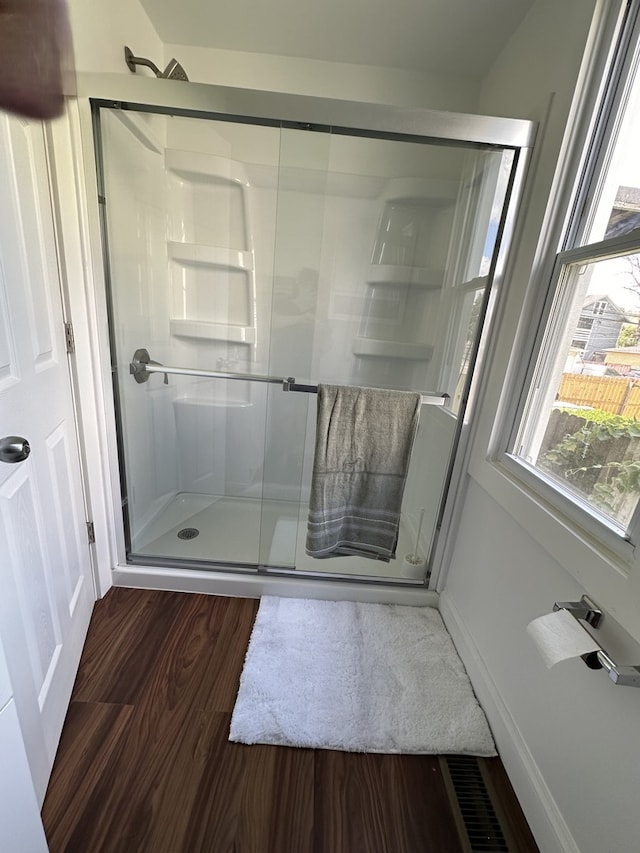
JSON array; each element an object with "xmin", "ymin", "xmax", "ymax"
[{"xmin": 104, "ymin": 105, "xmax": 472, "ymax": 579}]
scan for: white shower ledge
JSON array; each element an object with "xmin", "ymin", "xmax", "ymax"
[
  {"xmin": 169, "ymin": 318, "xmax": 256, "ymax": 344},
  {"xmin": 366, "ymin": 264, "xmax": 442, "ymax": 288},
  {"xmin": 165, "ymin": 149, "xmax": 251, "ymax": 186},
  {"xmin": 352, "ymin": 338, "xmax": 433, "ymax": 360},
  {"xmin": 168, "ymin": 242, "xmax": 254, "ymax": 270}
]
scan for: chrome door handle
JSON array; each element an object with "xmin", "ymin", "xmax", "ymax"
[{"xmin": 0, "ymin": 436, "xmax": 31, "ymax": 463}]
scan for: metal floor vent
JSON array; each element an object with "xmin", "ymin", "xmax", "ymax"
[
  {"xmin": 177, "ymin": 527, "xmax": 199, "ymax": 540},
  {"xmin": 444, "ymin": 756, "xmax": 509, "ymax": 852}
]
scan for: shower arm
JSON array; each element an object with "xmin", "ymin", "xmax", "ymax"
[
  {"xmin": 124, "ymin": 46, "xmax": 189, "ymax": 81},
  {"xmin": 124, "ymin": 47, "xmax": 163, "ymax": 78},
  {"xmin": 129, "ymin": 348, "xmax": 450, "ymax": 405}
]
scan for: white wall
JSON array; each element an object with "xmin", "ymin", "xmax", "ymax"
[
  {"xmin": 67, "ymin": 4, "xmax": 482, "ymax": 111},
  {"xmin": 443, "ymin": 482, "xmax": 640, "ymax": 853},
  {"xmin": 441, "ymin": 2, "xmax": 640, "ymax": 852},
  {"xmin": 162, "ymin": 44, "xmax": 480, "ymax": 111},
  {"xmin": 67, "ymin": 0, "xmax": 163, "ymax": 74}
]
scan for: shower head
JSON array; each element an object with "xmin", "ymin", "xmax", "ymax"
[
  {"xmin": 162, "ymin": 58, "xmax": 189, "ymax": 82},
  {"xmin": 124, "ymin": 46, "xmax": 189, "ymax": 82}
]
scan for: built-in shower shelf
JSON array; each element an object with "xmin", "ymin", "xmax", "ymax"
[
  {"xmin": 165, "ymin": 149, "xmax": 251, "ymax": 187},
  {"xmin": 366, "ymin": 265, "xmax": 442, "ymax": 288},
  {"xmin": 352, "ymin": 338, "xmax": 433, "ymax": 360},
  {"xmin": 111, "ymin": 109, "xmax": 163, "ymax": 154},
  {"xmin": 380, "ymin": 177, "xmax": 458, "ymax": 205},
  {"xmin": 168, "ymin": 242, "xmax": 254, "ymax": 270},
  {"xmin": 169, "ymin": 319, "xmax": 256, "ymax": 344}
]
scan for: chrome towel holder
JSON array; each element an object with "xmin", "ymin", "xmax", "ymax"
[{"xmin": 128, "ymin": 348, "xmax": 451, "ymax": 405}]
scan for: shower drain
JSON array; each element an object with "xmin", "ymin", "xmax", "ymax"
[{"xmin": 177, "ymin": 527, "xmax": 200, "ymax": 540}]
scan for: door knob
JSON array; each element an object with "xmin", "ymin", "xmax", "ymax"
[{"xmin": 0, "ymin": 436, "xmax": 31, "ymax": 463}]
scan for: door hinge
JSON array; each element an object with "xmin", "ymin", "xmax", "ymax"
[
  {"xmin": 86, "ymin": 521, "xmax": 96, "ymax": 545},
  {"xmin": 64, "ymin": 321, "xmax": 75, "ymax": 354}
]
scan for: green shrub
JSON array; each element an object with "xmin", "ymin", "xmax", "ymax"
[
  {"xmin": 541, "ymin": 412, "xmax": 640, "ymax": 513},
  {"xmin": 555, "ymin": 407, "xmax": 639, "ymax": 429}
]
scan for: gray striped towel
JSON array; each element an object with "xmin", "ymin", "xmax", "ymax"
[{"xmin": 306, "ymin": 384, "xmax": 421, "ymax": 561}]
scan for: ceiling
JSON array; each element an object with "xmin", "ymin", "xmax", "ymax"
[{"xmin": 140, "ymin": 0, "xmax": 535, "ymax": 77}]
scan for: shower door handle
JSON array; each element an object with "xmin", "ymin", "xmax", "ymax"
[{"xmin": 0, "ymin": 435, "xmax": 31, "ymax": 463}]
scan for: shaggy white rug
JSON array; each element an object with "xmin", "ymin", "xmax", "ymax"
[{"xmin": 229, "ymin": 596, "xmax": 496, "ymax": 755}]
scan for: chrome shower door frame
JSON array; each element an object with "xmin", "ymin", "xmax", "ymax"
[{"xmin": 83, "ymin": 72, "xmax": 535, "ymax": 593}]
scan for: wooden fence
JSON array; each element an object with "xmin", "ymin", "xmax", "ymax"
[{"xmin": 557, "ymin": 373, "xmax": 640, "ymax": 419}]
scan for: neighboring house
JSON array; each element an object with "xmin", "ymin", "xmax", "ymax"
[{"xmin": 570, "ymin": 294, "xmax": 630, "ymax": 359}]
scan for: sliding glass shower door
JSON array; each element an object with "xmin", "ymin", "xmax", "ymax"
[{"xmin": 95, "ymin": 95, "xmax": 522, "ymax": 582}]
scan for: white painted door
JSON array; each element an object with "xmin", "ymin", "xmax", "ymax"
[
  {"xmin": 0, "ymin": 111, "xmax": 95, "ymax": 805},
  {"xmin": 0, "ymin": 640, "xmax": 48, "ymax": 852}
]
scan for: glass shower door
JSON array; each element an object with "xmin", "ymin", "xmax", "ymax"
[
  {"xmin": 98, "ymin": 107, "xmax": 288, "ymax": 568},
  {"xmin": 95, "ymin": 97, "xmax": 519, "ymax": 580},
  {"xmin": 258, "ymin": 126, "xmax": 515, "ymax": 578}
]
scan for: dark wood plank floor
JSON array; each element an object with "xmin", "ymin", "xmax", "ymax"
[{"xmin": 42, "ymin": 588, "xmax": 538, "ymax": 853}]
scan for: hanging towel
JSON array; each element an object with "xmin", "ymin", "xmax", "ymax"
[{"xmin": 306, "ymin": 384, "xmax": 420, "ymax": 561}]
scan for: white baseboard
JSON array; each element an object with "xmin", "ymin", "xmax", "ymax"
[
  {"xmin": 112, "ymin": 564, "xmax": 440, "ymax": 607},
  {"xmin": 439, "ymin": 590, "xmax": 580, "ymax": 853}
]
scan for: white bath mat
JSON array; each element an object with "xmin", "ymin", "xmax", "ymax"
[{"xmin": 229, "ymin": 596, "xmax": 496, "ymax": 755}]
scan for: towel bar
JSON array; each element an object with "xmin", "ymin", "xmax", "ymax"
[
  {"xmin": 553, "ymin": 596, "xmax": 640, "ymax": 687},
  {"xmin": 129, "ymin": 348, "xmax": 450, "ymax": 405}
]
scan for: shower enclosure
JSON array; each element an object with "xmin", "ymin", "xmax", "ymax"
[{"xmin": 93, "ymin": 83, "xmax": 532, "ymax": 584}]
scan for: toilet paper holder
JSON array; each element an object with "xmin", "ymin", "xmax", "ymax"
[
  {"xmin": 553, "ymin": 594, "xmax": 602, "ymax": 627},
  {"xmin": 553, "ymin": 595, "xmax": 640, "ymax": 687}
]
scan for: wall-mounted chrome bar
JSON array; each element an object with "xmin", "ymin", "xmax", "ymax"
[
  {"xmin": 553, "ymin": 596, "xmax": 640, "ymax": 687},
  {"xmin": 129, "ymin": 349, "xmax": 450, "ymax": 405},
  {"xmin": 130, "ymin": 348, "xmax": 293, "ymax": 388}
]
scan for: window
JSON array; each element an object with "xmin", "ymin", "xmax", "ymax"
[{"xmin": 508, "ymin": 3, "xmax": 640, "ymax": 541}]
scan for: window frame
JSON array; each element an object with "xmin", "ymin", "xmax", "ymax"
[
  {"xmin": 504, "ymin": 232, "xmax": 640, "ymax": 556},
  {"xmin": 493, "ymin": 0, "xmax": 640, "ymax": 564},
  {"xmin": 561, "ymin": 2, "xmax": 640, "ymax": 254}
]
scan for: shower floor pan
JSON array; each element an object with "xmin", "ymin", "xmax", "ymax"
[{"xmin": 132, "ymin": 492, "xmax": 425, "ymax": 582}]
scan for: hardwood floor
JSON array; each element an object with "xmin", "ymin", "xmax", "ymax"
[{"xmin": 41, "ymin": 588, "xmax": 538, "ymax": 853}]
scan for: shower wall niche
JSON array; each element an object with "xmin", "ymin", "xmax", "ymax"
[{"xmin": 96, "ymin": 100, "xmax": 519, "ymax": 580}]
